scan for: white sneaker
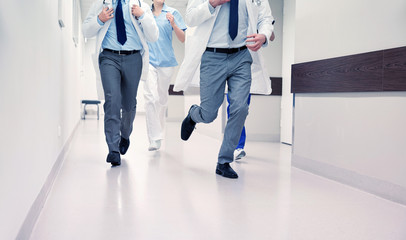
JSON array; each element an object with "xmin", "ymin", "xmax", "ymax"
[
  {"xmin": 235, "ymin": 148, "xmax": 246, "ymax": 160},
  {"xmin": 148, "ymin": 140, "xmax": 161, "ymax": 151}
]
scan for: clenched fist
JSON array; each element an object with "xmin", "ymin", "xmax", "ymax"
[
  {"xmin": 209, "ymin": 0, "xmax": 230, "ymax": 8},
  {"xmin": 166, "ymin": 12, "xmax": 175, "ymax": 27},
  {"xmin": 132, "ymin": 5, "xmax": 144, "ymax": 18},
  {"xmin": 246, "ymin": 34, "xmax": 266, "ymax": 52}
]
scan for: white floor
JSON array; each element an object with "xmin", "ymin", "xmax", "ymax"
[{"xmin": 30, "ymin": 115, "xmax": 406, "ymax": 240}]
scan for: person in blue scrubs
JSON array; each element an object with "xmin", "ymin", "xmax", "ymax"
[
  {"xmin": 144, "ymin": 0, "xmax": 186, "ymax": 151},
  {"xmin": 227, "ymin": 93, "xmax": 251, "ymax": 160}
]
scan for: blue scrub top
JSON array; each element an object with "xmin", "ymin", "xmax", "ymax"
[{"xmin": 148, "ymin": 4, "xmax": 187, "ymax": 67}]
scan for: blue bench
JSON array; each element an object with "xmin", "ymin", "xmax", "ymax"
[{"xmin": 81, "ymin": 100, "xmax": 101, "ymax": 120}]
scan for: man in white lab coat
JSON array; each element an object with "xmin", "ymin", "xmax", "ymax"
[
  {"xmin": 83, "ymin": 0, "xmax": 158, "ymax": 166},
  {"xmin": 175, "ymin": 0, "xmax": 274, "ymax": 178}
]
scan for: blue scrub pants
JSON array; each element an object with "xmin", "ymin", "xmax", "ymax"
[{"xmin": 227, "ymin": 93, "xmax": 251, "ymax": 149}]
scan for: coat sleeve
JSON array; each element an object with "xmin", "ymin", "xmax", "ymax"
[
  {"xmin": 185, "ymin": 0, "xmax": 216, "ymax": 27},
  {"xmin": 256, "ymin": 0, "xmax": 274, "ymax": 47},
  {"xmin": 138, "ymin": 3, "xmax": 159, "ymax": 42},
  {"xmin": 82, "ymin": 1, "xmax": 104, "ymax": 38}
]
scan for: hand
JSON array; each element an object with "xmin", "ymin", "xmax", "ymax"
[
  {"xmin": 270, "ymin": 32, "xmax": 275, "ymax": 41},
  {"xmin": 132, "ymin": 5, "xmax": 144, "ymax": 18},
  {"xmin": 98, "ymin": 7, "xmax": 114, "ymax": 23},
  {"xmin": 209, "ymin": 0, "xmax": 230, "ymax": 8},
  {"xmin": 166, "ymin": 12, "xmax": 175, "ymax": 27},
  {"xmin": 245, "ymin": 34, "xmax": 266, "ymax": 52}
]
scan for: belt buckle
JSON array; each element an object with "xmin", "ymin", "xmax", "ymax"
[{"xmin": 118, "ymin": 50, "xmax": 124, "ymax": 55}]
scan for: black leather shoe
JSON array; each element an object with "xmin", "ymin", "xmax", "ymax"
[
  {"xmin": 216, "ymin": 163, "xmax": 238, "ymax": 179},
  {"xmin": 181, "ymin": 105, "xmax": 197, "ymax": 141},
  {"xmin": 119, "ymin": 137, "xmax": 130, "ymax": 155},
  {"xmin": 106, "ymin": 151, "xmax": 121, "ymax": 166}
]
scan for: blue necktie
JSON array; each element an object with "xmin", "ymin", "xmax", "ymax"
[
  {"xmin": 116, "ymin": 0, "xmax": 127, "ymax": 45},
  {"xmin": 229, "ymin": 0, "xmax": 239, "ymax": 40}
]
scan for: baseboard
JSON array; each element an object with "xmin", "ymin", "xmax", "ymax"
[
  {"xmin": 167, "ymin": 116, "xmax": 183, "ymax": 122},
  {"xmin": 16, "ymin": 121, "xmax": 80, "ymax": 240},
  {"xmin": 292, "ymin": 154, "xmax": 406, "ymax": 206},
  {"xmin": 247, "ymin": 134, "xmax": 280, "ymax": 142}
]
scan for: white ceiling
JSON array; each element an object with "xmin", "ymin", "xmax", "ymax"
[{"xmin": 79, "ymin": 0, "xmax": 188, "ymax": 21}]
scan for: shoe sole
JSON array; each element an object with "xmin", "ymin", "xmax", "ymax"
[
  {"xmin": 215, "ymin": 169, "xmax": 238, "ymax": 179},
  {"xmin": 181, "ymin": 106, "xmax": 196, "ymax": 141},
  {"xmin": 119, "ymin": 145, "xmax": 129, "ymax": 155},
  {"xmin": 107, "ymin": 156, "xmax": 121, "ymax": 166},
  {"xmin": 235, "ymin": 152, "xmax": 246, "ymax": 160},
  {"xmin": 107, "ymin": 160, "xmax": 121, "ymax": 166},
  {"xmin": 181, "ymin": 118, "xmax": 195, "ymax": 141}
]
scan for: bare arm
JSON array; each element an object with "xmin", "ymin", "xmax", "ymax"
[{"xmin": 167, "ymin": 12, "xmax": 185, "ymax": 43}]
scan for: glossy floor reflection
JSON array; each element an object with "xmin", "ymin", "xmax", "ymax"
[{"xmin": 30, "ymin": 116, "xmax": 406, "ymax": 240}]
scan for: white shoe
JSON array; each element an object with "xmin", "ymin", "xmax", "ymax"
[
  {"xmin": 148, "ymin": 140, "xmax": 161, "ymax": 151},
  {"xmin": 235, "ymin": 148, "xmax": 246, "ymax": 160}
]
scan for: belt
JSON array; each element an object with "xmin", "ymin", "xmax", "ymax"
[
  {"xmin": 205, "ymin": 46, "xmax": 247, "ymax": 54},
  {"xmin": 103, "ymin": 49, "xmax": 140, "ymax": 55}
]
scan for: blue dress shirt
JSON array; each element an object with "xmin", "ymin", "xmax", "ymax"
[
  {"xmin": 207, "ymin": 0, "xmax": 248, "ymax": 48},
  {"xmin": 98, "ymin": 0, "xmax": 143, "ymax": 51},
  {"xmin": 148, "ymin": 4, "xmax": 187, "ymax": 67}
]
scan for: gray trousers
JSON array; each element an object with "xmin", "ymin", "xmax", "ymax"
[
  {"xmin": 99, "ymin": 50, "xmax": 142, "ymax": 152},
  {"xmin": 190, "ymin": 49, "xmax": 253, "ymax": 164}
]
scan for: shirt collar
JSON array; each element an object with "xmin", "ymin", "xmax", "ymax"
[
  {"xmin": 113, "ymin": 0, "xmax": 127, "ymax": 4},
  {"xmin": 152, "ymin": 3, "xmax": 169, "ymax": 12}
]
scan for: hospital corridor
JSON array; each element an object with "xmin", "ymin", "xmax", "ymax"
[
  {"xmin": 1, "ymin": 0, "xmax": 406, "ymax": 239},
  {"xmin": 28, "ymin": 116, "xmax": 406, "ymax": 239}
]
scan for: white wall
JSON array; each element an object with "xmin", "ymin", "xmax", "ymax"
[
  {"xmin": 246, "ymin": 95, "xmax": 281, "ymax": 142},
  {"xmin": 263, "ymin": 0, "xmax": 284, "ymax": 77},
  {"xmin": 292, "ymin": 0, "xmax": 406, "ymax": 204},
  {"xmin": 295, "ymin": 0, "xmax": 406, "ymax": 63},
  {"xmin": 0, "ymin": 1, "xmax": 84, "ymax": 239},
  {"xmin": 293, "ymin": 92, "xmax": 406, "ymax": 203},
  {"xmin": 83, "ymin": 38, "xmax": 99, "ymax": 101},
  {"xmin": 294, "ymin": 92, "xmax": 406, "ymax": 184},
  {"xmin": 280, "ymin": 0, "xmax": 295, "ymax": 144}
]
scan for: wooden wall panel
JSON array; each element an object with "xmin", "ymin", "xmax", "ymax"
[
  {"xmin": 291, "ymin": 46, "xmax": 406, "ymax": 93},
  {"xmin": 270, "ymin": 77, "xmax": 282, "ymax": 96},
  {"xmin": 168, "ymin": 84, "xmax": 184, "ymax": 95},
  {"xmin": 383, "ymin": 47, "xmax": 406, "ymax": 91}
]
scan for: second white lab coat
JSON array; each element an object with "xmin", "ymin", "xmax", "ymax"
[
  {"xmin": 174, "ymin": 0, "xmax": 274, "ymax": 94},
  {"xmin": 82, "ymin": 0, "xmax": 159, "ymax": 100}
]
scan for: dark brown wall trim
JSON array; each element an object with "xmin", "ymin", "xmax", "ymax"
[
  {"xmin": 270, "ymin": 77, "xmax": 282, "ymax": 96},
  {"xmin": 252, "ymin": 77, "xmax": 282, "ymax": 96},
  {"xmin": 383, "ymin": 47, "xmax": 406, "ymax": 91},
  {"xmin": 168, "ymin": 84, "xmax": 184, "ymax": 95},
  {"xmin": 291, "ymin": 46, "xmax": 406, "ymax": 93}
]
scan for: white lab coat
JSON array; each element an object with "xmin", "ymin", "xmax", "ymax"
[
  {"xmin": 174, "ymin": 0, "xmax": 274, "ymax": 94},
  {"xmin": 82, "ymin": 0, "xmax": 159, "ymax": 100}
]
